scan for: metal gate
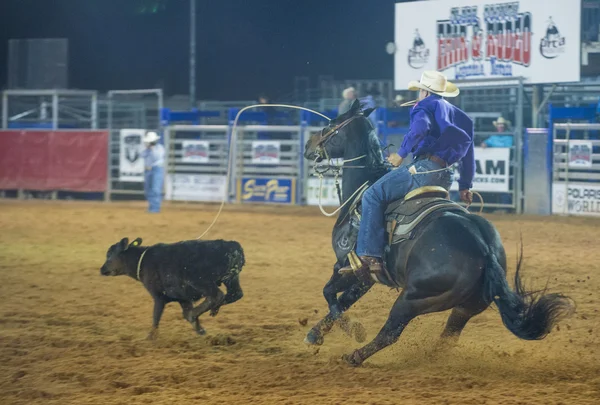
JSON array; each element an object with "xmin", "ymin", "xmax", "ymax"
[{"xmin": 106, "ymin": 89, "xmax": 163, "ymax": 200}]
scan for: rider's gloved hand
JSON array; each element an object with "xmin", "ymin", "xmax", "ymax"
[
  {"xmin": 460, "ymin": 189, "xmax": 473, "ymax": 205},
  {"xmin": 387, "ymin": 153, "xmax": 403, "ymax": 167}
]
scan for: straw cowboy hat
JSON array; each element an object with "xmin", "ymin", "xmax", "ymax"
[
  {"xmin": 143, "ymin": 131, "xmax": 160, "ymax": 144},
  {"xmin": 408, "ymin": 70, "xmax": 459, "ymax": 97},
  {"xmin": 394, "ymin": 94, "xmax": 405, "ymax": 106},
  {"xmin": 342, "ymin": 87, "xmax": 356, "ymax": 99},
  {"xmin": 493, "ymin": 116, "xmax": 511, "ymax": 128}
]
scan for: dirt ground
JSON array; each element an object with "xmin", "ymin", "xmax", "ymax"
[{"xmin": 0, "ymin": 200, "xmax": 598, "ymax": 405}]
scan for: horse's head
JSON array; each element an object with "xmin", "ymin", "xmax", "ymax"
[{"xmin": 304, "ymin": 99, "xmax": 376, "ymax": 162}]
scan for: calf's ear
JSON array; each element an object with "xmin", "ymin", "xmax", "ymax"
[
  {"xmin": 119, "ymin": 238, "xmax": 129, "ymax": 250},
  {"xmin": 129, "ymin": 238, "xmax": 143, "ymax": 248}
]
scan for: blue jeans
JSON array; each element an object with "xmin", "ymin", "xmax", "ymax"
[
  {"xmin": 144, "ymin": 166, "xmax": 164, "ymax": 213},
  {"xmin": 357, "ymin": 159, "xmax": 453, "ymax": 258}
]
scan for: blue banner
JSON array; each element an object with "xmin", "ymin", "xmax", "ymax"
[{"xmin": 237, "ymin": 177, "xmax": 295, "ymax": 204}]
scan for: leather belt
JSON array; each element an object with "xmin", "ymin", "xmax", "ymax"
[{"xmin": 416, "ymin": 154, "xmax": 448, "ymax": 168}]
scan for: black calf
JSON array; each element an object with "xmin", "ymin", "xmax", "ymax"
[{"xmin": 100, "ymin": 237, "xmax": 245, "ymax": 339}]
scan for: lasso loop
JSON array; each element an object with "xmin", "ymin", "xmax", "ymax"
[{"xmin": 195, "ymin": 104, "xmax": 331, "ymax": 239}]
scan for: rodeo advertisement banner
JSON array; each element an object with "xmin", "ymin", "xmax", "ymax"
[
  {"xmin": 119, "ymin": 129, "xmax": 146, "ymax": 182},
  {"xmin": 394, "ymin": 0, "xmax": 581, "ymax": 87}
]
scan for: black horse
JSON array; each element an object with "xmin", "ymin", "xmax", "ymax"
[{"xmin": 303, "ymin": 100, "xmax": 573, "ymax": 366}]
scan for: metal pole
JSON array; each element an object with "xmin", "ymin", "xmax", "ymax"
[
  {"xmin": 91, "ymin": 92, "xmax": 98, "ymax": 129},
  {"xmin": 105, "ymin": 93, "xmax": 113, "ymax": 202},
  {"xmin": 515, "ymin": 78, "xmax": 524, "ymax": 214},
  {"xmin": 564, "ymin": 124, "xmax": 571, "ymax": 216},
  {"xmin": 190, "ymin": 0, "xmax": 196, "ymax": 109},
  {"xmin": 532, "ymin": 85, "xmax": 540, "ymax": 128},
  {"xmin": 52, "ymin": 90, "xmax": 59, "ymax": 130},
  {"xmin": 1, "ymin": 92, "xmax": 8, "ymax": 128}
]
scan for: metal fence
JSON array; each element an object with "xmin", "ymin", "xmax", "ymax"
[
  {"xmin": 106, "ymin": 89, "xmax": 163, "ymax": 200},
  {"xmin": 2, "ymin": 89, "xmax": 98, "ymax": 129},
  {"xmin": 552, "ymin": 123, "xmax": 600, "ymax": 216}
]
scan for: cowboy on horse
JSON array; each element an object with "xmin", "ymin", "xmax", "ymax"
[{"xmin": 339, "ymin": 70, "xmax": 475, "ymax": 279}]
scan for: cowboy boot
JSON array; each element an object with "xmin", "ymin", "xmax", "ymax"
[{"xmin": 339, "ymin": 253, "xmax": 385, "ymax": 285}]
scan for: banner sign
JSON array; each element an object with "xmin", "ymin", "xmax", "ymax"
[
  {"xmin": 252, "ymin": 141, "xmax": 280, "ymax": 164},
  {"xmin": 568, "ymin": 140, "xmax": 593, "ymax": 168},
  {"xmin": 237, "ymin": 177, "xmax": 295, "ymax": 204},
  {"xmin": 182, "ymin": 140, "xmax": 210, "ymax": 163},
  {"xmin": 394, "ymin": 0, "xmax": 581, "ymax": 87},
  {"xmin": 553, "ymin": 182, "xmax": 600, "ymax": 216},
  {"xmin": 0, "ymin": 130, "xmax": 108, "ymax": 192},
  {"xmin": 119, "ymin": 129, "xmax": 145, "ymax": 182},
  {"xmin": 307, "ymin": 178, "xmax": 341, "ymax": 206},
  {"xmin": 451, "ymin": 147, "xmax": 510, "ymax": 192},
  {"xmin": 166, "ymin": 174, "xmax": 226, "ymax": 202}
]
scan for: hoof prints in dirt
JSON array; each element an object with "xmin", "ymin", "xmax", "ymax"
[{"xmin": 209, "ymin": 335, "xmax": 236, "ymax": 346}]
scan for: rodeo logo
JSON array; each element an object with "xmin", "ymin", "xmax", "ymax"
[
  {"xmin": 407, "ymin": 29, "xmax": 429, "ymax": 69},
  {"xmin": 540, "ymin": 17, "xmax": 566, "ymax": 59},
  {"xmin": 184, "ymin": 142, "xmax": 209, "ymax": 161},
  {"xmin": 124, "ymin": 134, "xmax": 141, "ymax": 163}
]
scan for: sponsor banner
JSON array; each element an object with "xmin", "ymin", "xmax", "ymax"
[
  {"xmin": 165, "ymin": 174, "xmax": 226, "ymax": 202},
  {"xmin": 394, "ymin": 0, "xmax": 581, "ymax": 87},
  {"xmin": 0, "ymin": 130, "xmax": 108, "ymax": 192},
  {"xmin": 252, "ymin": 141, "xmax": 280, "ymax": 164},
  {"xmin": 552, "ymin": 182, "xmax": 600, "ymax": 216},
  {"xmin": 568, "ymin": 140, "xmax": 593, "ymax": 168},
  {"xmin": 307, "ymin": 178, "xmax": 340, "ymax": 206},
  {"xmin": 119, "ymin": 129, "xmax": 145, "ymax": 182},
  {"xmin": 237, "ymin": 177, "xmax": 295, "ymax": 204},
  {"xmin": 182, "ymin": 140, "xmax": 210, "ymax": 163},
  {"xmin": 451, "ymin": 147, "xmax": 510, "ymax": 192}
]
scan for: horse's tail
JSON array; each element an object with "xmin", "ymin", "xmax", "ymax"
[{"xmin": 469, "ymin": 215, "xmax": 574, "ymax": 340}]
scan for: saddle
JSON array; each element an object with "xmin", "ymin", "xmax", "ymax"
[
  {"xmin": 340, "ymin": 186, "xmax": 468, "ymax": 287},
  {"xmin": 384, "ymin": 186, "xmax": 468, "ymax": 245}
]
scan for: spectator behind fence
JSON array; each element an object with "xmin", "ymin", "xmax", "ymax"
[
  {"xmin": 480, "ymin": 116, "xmax": 512, "ymax": 211},
  {"xmin": 257, "ymin": 94, "xmax": 276, "ymax": 140},
  {"xmin": 360, "ymin": 86, "xmax": 379, "ymax": 131},
  {"xmin": 480, "ymin": 116, "xmax": 513, "ymax": 148},
  {"xmin": 338, "ymin": 87, "xmax": 357, "ymax": 115},
  {"xmin": 141, "ymin": 131, "xmax": 165, "ymax": 213}
]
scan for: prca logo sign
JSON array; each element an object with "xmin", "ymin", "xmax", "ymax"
[
  {"xmin": 540, "ymin": 16, "xmax": 566, "ymax": 59},
  {"xmin": 407, "ymin": 29, "xmax": 429, "ymax": 69}
]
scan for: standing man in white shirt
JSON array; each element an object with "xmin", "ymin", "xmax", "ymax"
[{"xmin": 141, "ymin": 131, "xmax": 165, "ymax": 213}]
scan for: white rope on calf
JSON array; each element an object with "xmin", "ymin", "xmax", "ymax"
[
  {"xmin": 136, "ymin": 249, "xmax": 149, "ymax": 280},
  {"xmin": 195, "ymin": 104, "xmax": 332, "ymax": 240}
]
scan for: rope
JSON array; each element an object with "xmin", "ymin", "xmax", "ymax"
[
  {"xmin": 136, "ymin": 249, "xmax": 149, "ymax": 280},
  {"xmin": 195, "ymin": 104, "xmax": 332, "ymax": 240},
  {"xmin": 470, "ymin": 191, "xmax": 485, "ymax": 214},
  {"xmin": 317, "ymin": 176, "xmax": 369, "ymax": 217}
]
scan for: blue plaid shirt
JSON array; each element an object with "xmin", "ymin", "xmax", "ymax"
[{"xmin": 141, "ymin": 144, "xmax": 165, "ymax": 169}]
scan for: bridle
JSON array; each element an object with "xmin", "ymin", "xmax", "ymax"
[
  {"xmin": 313, "ymin": 115, "xmax": 362, "ymax": 164},
  {"xmin": 311, "ymin": 114, "xmax": 374, "ymax": 216}
]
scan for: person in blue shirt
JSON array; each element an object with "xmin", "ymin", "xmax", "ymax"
[
  {"xmin": 340, "ymin": 71, "xmax": 475, "ymax": 276},
  {"xmin": 141, "ymin": 131, "xmax": 165, "ymax": 213},
  {"xmin": 360, "ymin": 86, "xmax": 379, "ymax": 132},
  {"xmin": 481, "ymin": 116, "xmax": 513, "ymax": 148}
]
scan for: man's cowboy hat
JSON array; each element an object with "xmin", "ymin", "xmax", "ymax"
[
  {"xmin": 342, "ymin": 87, "xmax": 356, "ymax": 99},
  {"xmin": 394, "ymin": 94, "xmax": 405, "ymax": 106},
  {"xmin": 143, "ymin": 131, "xmax": 160, "ymax": 144},
  {"xmin": 407, "ymin": 71, "xmax": 459, "ymax": 97},
  {"xmin": 493, "ymin": 116, "xmax": 511, "ymax": 127}
]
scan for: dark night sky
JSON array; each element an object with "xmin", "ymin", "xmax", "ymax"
[{"xmin": 0, "ymin": 0, "xmax": 412, "ymax": 100}]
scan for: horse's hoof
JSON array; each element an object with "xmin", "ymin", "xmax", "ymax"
[
  {"xmin": 196, "ymin": 328, "xmax": 207, "ymax": 336},
  {"xmin": 342, "ymin": 351, "xmax": 363, "ymax": 367},
  {"xmin": 146, "ymin": 328, "xmax": 158, "ymax": 341},
  {"xmin": 352, "ymin": 322, "xmax": 367, "ymax": 343},
  {"xmin": 304, "ymin": 330, "xmax": 324, "ymax": 346}
]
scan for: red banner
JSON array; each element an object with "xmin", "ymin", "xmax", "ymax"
[{"xmin": 0, "ymin": 130, "xmax": 108, "ymax": 192}]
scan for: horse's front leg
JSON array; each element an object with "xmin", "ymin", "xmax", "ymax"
[{"xmin": 305, "ymin": 262, "xmax": 371, "ymax": 346}]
